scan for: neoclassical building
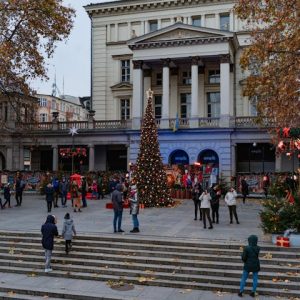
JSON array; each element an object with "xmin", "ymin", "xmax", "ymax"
[
  {"xmin": 83, "ymin": 0, "xmax": 298, "ymax": 180},
  {"xmin": 0, "ymin": 0, "xmax": 298, "ymax": 182}
]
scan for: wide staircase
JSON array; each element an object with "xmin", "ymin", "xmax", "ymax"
[{"xmin": 0, "ymin": 231, "xmax": 299, "ymax": 299}]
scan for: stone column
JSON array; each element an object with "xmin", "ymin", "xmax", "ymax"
[
  {"xmin": 157, "ymin": 19, "xmax": 162, "ymax": 29},
  {"xmin": 216, "ymin": 13, "xmax": 220, "ymax": 29},
  {"xmin": 190, "ymin": 57, "xmax": 199, "ymax": 128},
  {"xmin": 19, "ymin": 145, "xmax": 24, "ymax": 170},
  {"xmin": 132, "ymin": 60, "xmax": 143, "ymax": 129},
  {"xmin": 231, "ymin": 144, "xmax": 237, "ymax": 177},
  {"xmin": 220, "ymin": 54, "xmax": 231, "ymax": 127},
  {"xmin": 107, "ymin": 24, "xmax": 111, "ymax": 42},
  {"xmin": 161, "ymin": 59, "xmax": 170, "ymax": 129},
  {"xmin": 128, "ymin": 22, "xmax": 132, "ymax": 40},
  {"xmin": 89, "ymin": 144, "xmax": 95, "ymax": 172},
  {"xmin": 140, "ymin": 21, "xmax": 145, "ymax": 35},
  {"xmin": 6, "ymin": 147, "xmax": 13, "ymax": 170},
  {"xmin": 188, "ymin": 16, "xmax": 192, "ymax": 25},
  {"xmin": 52, "ymin": 145, "xmax": 58, "ymax": 172},
  {"xmin": 199, "ymin": 66, "xmax": 205, "ymax": 117},
  {"xmin": 143, "ymin": 69, "xmax": 152, "ymax": 114},
  {"xmin": 114, "ymin": 23, "xmax": 118, "ymax": 41}
]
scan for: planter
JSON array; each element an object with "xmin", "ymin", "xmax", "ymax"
[{"xmin": 289, "ymin": 234, "xmax": 300, "ymax": 247}]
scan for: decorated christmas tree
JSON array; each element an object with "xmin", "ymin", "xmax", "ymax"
[{"xmin": 135, "ymin": 90, "xmax": 173, "ymax": 207}]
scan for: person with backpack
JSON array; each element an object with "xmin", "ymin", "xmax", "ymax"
[
  {"xmin": 238, "ymin": 235, "xmax": 260, "ymax": 297},
  {"xmin": 41, "ymin": 215, "xmax": 58, "ymax": 273},
  {"xmin": 52, "ymin": 177, "xmax": 60, "ymax": 208},
  {"xmin": 62, "ymin": 213, "xmax": 76, "ymax": 254}
]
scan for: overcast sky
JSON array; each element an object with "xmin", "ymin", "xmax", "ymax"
[{"xmin": 32, "ymin": 0, "xmax": 114, "ymax": 97}]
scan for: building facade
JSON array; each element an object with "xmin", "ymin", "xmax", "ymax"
[{"xmin": 0, "ymin": 0, "xmax": 298, "ymax": 179}]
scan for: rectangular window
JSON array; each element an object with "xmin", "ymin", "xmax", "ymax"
[
  {"xmin": 208, "ymin": 70, "xmax": 220, "ymax": 84},
  {"xmin": 154, "ymin": 95, "xmax": 162, "ymax": 119},
  {"xmin": 180, "ymin": 93, "xmax": 191, "ymax": 118},
  {"xmin": 120, "ymin": 99, "xmax": 130, "ymax": 120},
  {"xmin": 39, "ymin": 98, "xmax": 47, "ymax": 107},
  {"xmin": 207, "ymin": 92, "xmax": 220, "ymax": 118},
  {"xmin": 156, "ymin": 73, "xmax": 162, "ymax": 86},
  {"xmin": 121, "ymin": 60, "xmax": 130, "ymax": 82},
  {"xmin": 220, "ymin": 14, "xmax": 230, "ymax": 31},
  {"xmin": 182, "ymin": 71, "xmax": 191, "ymax": 85},
  {"xmin": 51, "ymin": 100, "xmax": 56, "ymax": 110},
  {"xmin": 39, "ymin": 113, "xmax": 48, "ymax": 122},
  {"xmin": 249, "ymin": 96, "xmax": 258, "ymax": 116},
  {"xmin": 149, "ymin": 20, "xmax": 158, "ymax": 32},
  {"xmin": 192, "ymin": 16, "xmax": 201, "ymax": 27}
]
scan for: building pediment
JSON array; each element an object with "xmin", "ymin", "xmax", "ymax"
[
  {"xmin": 128, "ymin": 23, "xmax": 236, "ymax": 50},
  {"xmin": 110, "ymin": 82, "xmax": 133, "ymax": 92}
]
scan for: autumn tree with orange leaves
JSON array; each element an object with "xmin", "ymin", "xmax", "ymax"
[
  {"xmin": 0, "ymin": 0, "xmax": 75, "ymax": 126},
  {"xmin": 234, "ymin": 0, "xmax": 300, "ymax": 128}
]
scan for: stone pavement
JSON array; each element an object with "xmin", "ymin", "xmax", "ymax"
[
  {"xmin": 0, "ymin": 193, "xmax": 265, "ymax": 243},
  {"xmin": 0, "ymin": 272, "xmax": 279, "ymax": 300},
  {"xmin": 0, "ymin": 194, "xmax": 276, "ymax": 300}
]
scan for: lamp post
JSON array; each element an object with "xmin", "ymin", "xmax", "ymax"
[{"xmin": 68, "ymin": 126, "xmax": 78, "ymax": 174}]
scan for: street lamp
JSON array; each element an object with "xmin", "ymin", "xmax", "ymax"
[{"xmin": 68, "ymin": 126, "xmax": 78, "ymax": 174}]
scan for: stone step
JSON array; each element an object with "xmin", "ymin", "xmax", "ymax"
[
  {"xmin": 0, "ymin": 285, "xmax": 121, "ymax": 300},
  {"xmin": 0, "ymin": 244, "xmax": 298, "ymax": 268},
  {"xmin": 0, "ymin": 231, "xmax": 298, "ymax": 253},
  {"xmin": 0, "ymin": 266, "xmax": 299, "ymax": 298},
  {"xmin": 1, "ymin": 239, "xmax": 298, "ymax": 259},
  {"xmin": 0, "ymin": 259, "xmax": 300, "ymax": 289},
  {"xmin": 1, "ymin": 252, "xmax": 297, "ymax": 277}
]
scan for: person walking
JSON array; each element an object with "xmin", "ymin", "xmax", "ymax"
[
  {"xmin": 129, "ymin": 184, "xmax": 140, "ymax": 233},
  {"xmin": 238, "ymin": 235, "xmax": 260, "ymax": 297},
  {"xmin": 210, "ymin": 184, "xmax": 221, "ymax": 224},
  {"xmin": 112, "ymin": 183, "xmax": 124, "ymax": 233},
  {"xmin": 52, "ymin": 177, "xmax": 60, "ymax": 208},
  {"xmin": 62, "ymin": 213, "xmax": 76, "ymax": 254},
  {"xmin": 225, "ymin": 187, "xmax": 240, "ymax": 224},
  {"xmin": 59, "ymin": 178, "xmax": 69, "ymax": 208},
  {"xmin": 199, "ymin": 189, "xmax": 213, "ymax": 229},
  {"xmin": 2, "ymin": 183, "xmax": 12, "ymax": 208},
  {"xmin": 71, "ymin": 181, "xmax": 81, "ymax": 212},
  {"xmin": 45, "ymin": 183, "xmax": 54, "ymax": 213},
  {"xmin": 262, "ymin": 174, "xmax": 270, "ymax": 198},
  {"xmin": 15, "ymin": 175, "xmax": 25, "ymax": 207},
  {"xmin": 41, "ymin": 215, "xmax": 58, "ymax": 273},
  {"xmin": 192, "ymin": 183, "xmax": 202, "ymax": 220},
  {"xmin": 81, "ymin": 176, "xmax": 88, "ymax": 208},
  {"xmin": 241, "ymin": 176, "xmax": 249, "ymax": 204}
]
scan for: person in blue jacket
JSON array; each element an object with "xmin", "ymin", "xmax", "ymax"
[{"xmin": 41, "ymin": 215, "xmax": 58, "ymax": 273}]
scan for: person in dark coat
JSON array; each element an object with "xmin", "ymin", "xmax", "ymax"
[
  {"xmin": 81, "ymin": 177, "xmax": 88, "ymax": 208},
  {"xmin": 210, "ymin": 184, "xmax": 221, "ymax": 224},
  {"xmin": 111, "ymin": 183, "xmax": 124, "ymax": 233},
  {"xmin": 45, "ymin": 183, "xmax": 54, "ymax": 213},
  {"xmin": 15, "ymin": 175, "xmax": 25, "ymax": 206},
  {"xmin": 2, "ymin": 183, "xmax": 11, "ymax": 208},
  {"xmin": 41, "ymin": 215, "xmax": 58, "ymax": 272},
  {"xmin": 238, "ymin": 235, "xmax": 260, "ymax": 297},
  {"xmin": 59, "ymin": 178, "xmax": 69, "ymax": 207},
  {"xmin": 241, "ymin": 176, "xmax": 249, "ymax": 204},
  {"xmin": 192, "ymin": 183, "xmax": 202, "ymax": 220}
]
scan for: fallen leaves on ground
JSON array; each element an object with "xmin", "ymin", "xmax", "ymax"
[
  {"xmin": 145, "ymin": 270, "xmax": 155, "ymax": 274},
  {"xmin": 106, "ymin": 280, "xmax": 124, "ymax": 288},
  {"xmin": 215, "ymin": 291, "xmax": 228, "ymax": 297},
  {"xmin": 137, "ymin": 276, "xmax": 155, "ymax": 283},
  {"xmin": 7, "ymin": 291, "xmax": 16, "ymax": 296},
  {"xmin": 27, "ymin": 273, "xmax": 36, "ymax": 277},
  {"xmin": 8, "ymin": 247, "xmax": 15, "ymax": 255},
  {"xmin": 179, "ymin": 289, "xmax": 192, "ymax": 294},
  {"xmin": 263, "ymin": 252, "xmax": 273, "ymax": 259}
]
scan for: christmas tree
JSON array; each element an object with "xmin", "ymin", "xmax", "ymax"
[{"xmin": 135, "ymin": 90, "xmax": 173, "ymax": 207}]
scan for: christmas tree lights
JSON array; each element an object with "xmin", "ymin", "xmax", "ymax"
[{"xmin": 135, "ymin": 90, "xmax": 173, "ymax": 208}]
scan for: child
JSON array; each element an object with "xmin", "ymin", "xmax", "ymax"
[
  {"xmin": 91, "ymin": 180, "xmax": 98, "ymax": 199},
  {"xmin": 41, "ymin": 215, "xmax": 58, "ymax": 273},
  {"xmin": 62, "ymin": 213, "xmax": 76, "ymax": 254},
  {"xmin": 238, "ymin": 235, "xmax": 260, "ymax": 297}
]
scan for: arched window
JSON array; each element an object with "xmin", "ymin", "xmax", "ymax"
[{"xmin": 169, "ymin": 150, "xmax": 189, "ymax": 165}]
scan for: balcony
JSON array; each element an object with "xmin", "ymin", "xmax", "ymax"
[{"xmin": 15, "ymin": 117, "xmax": 273, "ymax": 132}]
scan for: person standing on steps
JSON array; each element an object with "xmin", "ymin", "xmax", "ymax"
[
  {"xmin": 192, "ymin": 183, "xmax": 203, "ymax": 221},
  {"xmin": 238, "ymin": 235, "xmax": 260, "ymax": 298},
  {"xmin": 199, "ymin": 189, "xmax": 213, "ymax": 229},
  {"xmin": 45, "ymin": 183, "xmax": 54, "ymax": 213},
  {"xmin": 210, "ymin": 184, "xmax": 221, "ymax": 224},
  {"xmin": 62, "ymin": 213, "xmax": 76, "ymax": 254},
  {"xmin": 41, "ymin": 215, "xmax": 58, "ymax": 273},
  {"xmin": 241, "ymin": 176, "xmax": 249, "ymax": 204},
  {"xmin": 225, "ymin": 187, "xmax": 240, "ymax": 224},
  {"xmin": 129, "ymin": 183, "xmax": 140, "ymax": 233},
  {"xmin": 112, "ymin": 183, "xmax": 124, "ymax": 233}
]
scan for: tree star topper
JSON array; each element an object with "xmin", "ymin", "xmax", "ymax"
[
  {"xmin": 146, "ymin": 89, "xmax": 154, "ymax": 99},
  {"xmin": 69, "ymin": 126, "xmax": 79, "ymax": 136}
]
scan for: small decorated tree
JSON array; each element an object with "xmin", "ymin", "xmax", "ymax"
[{"xmin": 135, "ymin": 90, "xmax": 173, "ymax": 207}]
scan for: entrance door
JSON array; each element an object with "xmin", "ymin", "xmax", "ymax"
[
  {"xmin": 0, "ymin": 152, "xmax": 6, "ymax": 170},
  {"xmin": 107, "ymin": 148, "xmax": 127, "ymax": 171}
]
